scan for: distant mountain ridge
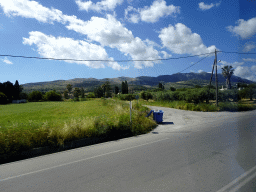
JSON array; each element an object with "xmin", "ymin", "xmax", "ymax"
[{"xmin": 22, "ymin": 72, "xmax": 255, "ymax": 93}]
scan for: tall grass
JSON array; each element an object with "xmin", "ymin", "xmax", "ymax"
[{"xmin": 0, "ymin": 99, "xmax": 157, "ymax": 157}]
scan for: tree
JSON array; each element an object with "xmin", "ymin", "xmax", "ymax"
[
  {"xmin": 80, "ymin": 88, "xmax": 85, "ymax": 98},
  {"xmin": 222, "ymin": 65, "xmax": 234, "ymax": 89},
  {"xmin": 121, "ymin": 81, "xmax": 125, "ymax": 94},
  {"xmin": 63, "ymin": 90, "xmax": 69, "ymax": 99},
  {"xmin": 158, "ymin": 82, "xmax": 164, "ymax": 90},
  {"xmin": 73, "ymin": 87, "xmax": 81, "ymax": 101},
  {"xmin": 104, "ymin": 80, "xmax": 111, "ymax": 97},
  {"xmin": 66, "ymin": 84, "xmax": 73, "ymax": 94},
  {"xmin": 28, "ymin": 91, "xmax": 43, "ymax": 102},
  {"xmin": 44, "ymin": 90, "xmax": 62, "ymax": 101},
  {"xmin": 94, "ymin": 86, "xmax": 103, "ymax": 98},
  {"xmin": 121, "ymin": 81, "xmax": 128, "ymax": 94},
  {"xmin": 0, "ymin": 92, "xmax": 7, "ymax": 104},
  {"xmin": 114, "ymin": 86, "xmax": 119, "ymax": 94},
  {"xmin": 3, "ymin": 81, "xmax": 15, "ymax": 102},
  {"xmin": 14, "ymin": 80, "xmax": 21, "ymax": 100}
]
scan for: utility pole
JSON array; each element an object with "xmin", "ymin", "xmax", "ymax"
[
  {"xmin": 215, "ymin": 49, "xmax": 218, "ymax": 106},
  {"xmin": 208, "ymin": 60, "xmax": 215, "ymax": 103}
]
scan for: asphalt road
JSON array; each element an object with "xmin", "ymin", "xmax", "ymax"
[{"xmin": 1, "ymin": 107, "xmax": 256, "ymax": 192}]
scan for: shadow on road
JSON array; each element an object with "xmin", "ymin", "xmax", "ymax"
[{"xmin": 159, "ymin": 122, "xmax": 174, "ymax": 125}]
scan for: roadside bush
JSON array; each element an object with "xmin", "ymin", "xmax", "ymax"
[
  {"xmin": 0, "ymin": 92, "xmax": 7, "ymax": 104},
  {"xmin": 28, "ymin": 91, "xmax": 43, "ymax": 102},
  {"xmin": 44, "ymin": 90, "xmax": 62, "ymax": 101},
  {"xmin": 140, "ymin": 91, "xmax": 153, "ymax": 101},
  {"xmin": 118, "ymin": 94, "xmax": 136, "ymax": 101}
]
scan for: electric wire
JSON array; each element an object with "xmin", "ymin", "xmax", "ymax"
[{"xmin": 0, "ymin": 52, "xmax": 215, "ymax": 62}]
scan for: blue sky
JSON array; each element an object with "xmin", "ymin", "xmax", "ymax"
[{"xmin": 0, "ymin": 0, "xmax": 256, "ymax": 84}]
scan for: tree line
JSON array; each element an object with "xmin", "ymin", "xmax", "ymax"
[{"xmin": 0, "ymin": 80, "xmax": 24, "ymax": 104}]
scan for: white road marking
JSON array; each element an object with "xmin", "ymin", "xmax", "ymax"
[
  {"xmin": 229, "ymin": 171, "xmax": 256, "ymax": 192},
  {"xmin": 0, "ymin": 137, "xmax": 169, "ymax": 182},
  {"xmin": 216, "ymin": 165, "xmax": 256, "ymax": 192}
]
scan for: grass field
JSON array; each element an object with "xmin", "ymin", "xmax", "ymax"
[
  {"xmin": 0, "ymin": 99, "xmax": 125, "ymax": 133},
  {"xmin": 0, "ymin": 99, "xmax": 157, "ymax": 157}
]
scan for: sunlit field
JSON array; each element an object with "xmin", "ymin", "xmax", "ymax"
[{"xmin": 0, "ymin": 99, "xmax": 157, "ymax": 157}]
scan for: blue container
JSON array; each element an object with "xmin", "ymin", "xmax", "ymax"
[{"xmin": 153, "ymin": 110, "xmax": 163, "ymax": 123}]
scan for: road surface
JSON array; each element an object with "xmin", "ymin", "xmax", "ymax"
[{"xmin": 1, "ymin": 107, "xmax": 255, "ymax": 191}]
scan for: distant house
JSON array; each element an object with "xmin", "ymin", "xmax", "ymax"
[{"xmin": 12, "ymin": 99, "xmax": 27, "ymax": 104}]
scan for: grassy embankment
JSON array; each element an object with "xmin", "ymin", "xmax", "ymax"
[
  {"xmin": 139, "ymin": 99, "xmax": 256, "ymax": 112},
  {"xmin": 0, "ymin": 98, "xmax": 157, "ymax": 157}
]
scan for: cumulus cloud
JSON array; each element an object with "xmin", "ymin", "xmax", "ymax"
[
  {"xmin": 227, "ymin": 17, "xmax": 256, "ymax": 39},
  {"xmin": 199, "ymin": 1, "xmax": 221, "ymax": 11},
  {"xmin": 243, "ymin": 42, "xmax": 256, "ymax": 52},
  {"xmin": 0, "ymin": 0, "xmax": 64, "ymax": 24},
  {"xmin": 22, "ymin": 31, "xmax": 127, "ymax": 70},
  {"xmin": 159, "ymin": 23, "xmax": 217, "ymax": 56},
  {"xmin": 2, "ymin": 57, "xmax": 13, "ymax": 64},
  {"xmin": 66, "ymin": 14, "xmax": 161, "ymax": 68},
  {"xmin": 0, "ymin": 0, "xmax": 161, "ymax": 69},
  {"xmin": 125, "ymin": 0, "xmax": 180, "ymax": 23},
  {"xmin": 234, "ymin": 65, "xmax": 256, "ymax": 82},
  {"xmin": 75, "ymin": 0, "xmax": 123, "ymax": 12}
]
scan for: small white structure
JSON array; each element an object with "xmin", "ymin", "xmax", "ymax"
[
  {"xmin": 12, "ymin": 99, "xmax": 27, "ymax": 104},
  {"xmin": 219, "ymin": 85, "xmax": 227, "ymax": 91}
]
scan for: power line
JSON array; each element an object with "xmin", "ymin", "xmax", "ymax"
[
  {"xmin": 0, "ymin": 52, "xmax": 214, "ymax": 62},
  {"xmin": 218, "ymin": 51, "xmax": 256, "ymax": 55},
  {"xmin": 178, "ymin": 53, "xmax": 211, "ymax": 73},
  {"xmin": 0, "ymin": 51, "xmax": 255, "ymax": 63}
]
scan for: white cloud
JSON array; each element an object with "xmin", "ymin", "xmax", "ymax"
[
  {"xmin": 243, "ymin": 58, "xmax": 256, "ymax": 62},
  {"xmin": 140, "ymin": 0, "xmax": 180, "ymax": 23},
  {"xmin": 125, "ymin": 0, "xmax": 180, "ymax": 23},
  {"xmin": 144, "ymin": 39, "xmax": 161, "ymax": 48},
  {"xmin": 198, "ymin": 2, "xmax": 221, "ymax": 11},
  {"xmin": 218, "ymin": 60, "xmax": 244, "ymax": 69},
  {"xmin": 0, "ymin": 0, "xmax": 64, "ymax": 24},
  {"xmin": 227, "ymin": 17, "xmax": 256, "ymax": 39},
  {"xmin": 22, "ymin": 31, "xmax": 127, "ymax": 70},
  {"xmin": 161, "ymin": 51, "xmax": 172, "ymax": 59},
  {"xmin": 2, "ymin": 57, "xmax": 13, "ymax": 64},
  {"xmin": 66, "ymin": 14, "xmax": 161, "ymax": 68},
  {"xmin": 0, "ymin": 1, "xmax": 161, "ymax": 69},
  {"xmin": 198, "ymin": 69, "xmax": 204, "ymax": 73},
  {"xmin": 243, "ymin": 42, "xmax": 256, "ymax": 52},
  {"xmin": 234, "ymin": 65, "xmax": 256, "ymax": 82},
  {"xmin": 75, "ymin": 0, "xmax": 123, "ymax": 12},
  {"xmin": 159, "ymin": 23, "xmax": 217, "ymax": 56}
]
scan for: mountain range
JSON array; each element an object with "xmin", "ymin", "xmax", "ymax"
[{"xmin": 22, "ymin": 72, "xmax": 255, "ymax": 93}]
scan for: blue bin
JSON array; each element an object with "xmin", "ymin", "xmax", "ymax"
[{"xmin": 153, "ymin": 110, "xmax": 163, "ymax": 123}]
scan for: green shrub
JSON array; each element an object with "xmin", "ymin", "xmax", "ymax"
[
  {"xmin": 0, "ymin": 92, "xmax": 7, "ymax": 104},
  {"xmin": 140, "ymin": 91, "xmax": 153, "ymax": 101},
  {"xmin": 118, "ymin": 94, "xmax": 136, "ymax": 101},
  {"xmin": 28, "ymin": 91, "xmax": 43, "ymax": 102},
  {"xmin": 87, "ymin": 92, "xmax": 96, "ymax": 98},
  {"xmin": 44, "ymin": 90, "xmax": 62, "ymax": 101},
  {"xmin": 170, "ymin": 87, "xmax": 176, "ymax": 91}
]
